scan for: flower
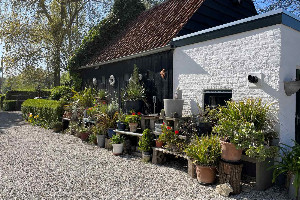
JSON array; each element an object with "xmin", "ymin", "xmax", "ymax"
[
  {"xmin": 175, "ymin": 130, "xmax": 179, "ymax": 135},
  {"xmin": 132, "ymin": 113, "xmax": 136, "ymax": 115},
  {"xmin": 167, "ymin": 126, "xmax": 171, "ymax": 130},
  {"xmin": 36, "ymin": 115, "xmax": 39, "ymax": 118},
  {"xmin": 103, "ymin": 102, "xmax": 106, "ymax": 104},
  {"xmin": 137, "ymin": 112, "xmax": 141, "ymax": 115},
  {"xmin": 163, "ymin": 122, "xmax": 165, "ymax": 125}
]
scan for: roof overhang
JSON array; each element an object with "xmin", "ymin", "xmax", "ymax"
[
  {"xmin": 80, "ymin": 45, "xmax": 172, "ymax": 70},
  {"xmin": 171, "ymin": 9, "xmax": 300, "ymax": 47}
]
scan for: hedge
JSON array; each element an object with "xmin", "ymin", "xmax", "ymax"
[
  {"xmin": 6, "ymin": 90, "xmax": 51, "ymax": 101},
  {"xmin": 0, "ymin": 94, "xmax": 5, "ymax": 109},
  {"xmin": 2, "ymin": 100, "xmax": 17, "ymax": 111},
  {"xmin": 21, "ymin": 99, "xmax": 64, "ymax": 127}
]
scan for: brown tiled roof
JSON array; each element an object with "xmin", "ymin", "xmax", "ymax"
[{"xmin": 88, "ymin": 0, "xmax": 205, "ymax": 66}]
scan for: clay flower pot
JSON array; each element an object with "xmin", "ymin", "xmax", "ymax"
[
  {"xmin": 196, "ymin": 165, "xmax": 217, "ymax": 184},
  {"xmin": 129, "ymin": 123, "xmax": 138, "ymax": 132},
  {"xmin": 80, "ymin": 132, "xmax": 90, "ymax": 142},
  {"xmin": 155, "ymin": 140, "xmax": 163, "ymax": 148},
  {"xmin": 221, "ymin": 141, "xmax": 243, "ymax": 162}
]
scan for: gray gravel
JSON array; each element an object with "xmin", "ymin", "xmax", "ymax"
[{"xmin": 0, "ymin": 111, "xmax": 290, "ymax": 199}]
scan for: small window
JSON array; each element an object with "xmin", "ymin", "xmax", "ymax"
[{"xmin": 204, "ymin": 90, "xmax": 232, "ymax": 108}]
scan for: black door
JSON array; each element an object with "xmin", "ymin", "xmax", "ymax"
[{"xmin": 296, "ymin": 69, "xmax": 300, "ymax": 144}]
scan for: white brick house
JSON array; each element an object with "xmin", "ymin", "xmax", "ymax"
[{"xmin": 172, "ymin": 10, "xmax": 300, "ymax": 146}]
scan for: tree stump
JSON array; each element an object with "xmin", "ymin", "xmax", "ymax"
[{"xmin": 219, "ymin": 160, "xmax": 243, "ymax": 194}]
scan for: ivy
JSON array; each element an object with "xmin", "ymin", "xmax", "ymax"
[{"xmin": 67, "ymin": 0, "xmax": 146, "ymax": 72}]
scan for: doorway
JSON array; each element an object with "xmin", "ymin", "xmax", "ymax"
[{"xmin": 296, "ymin": 69, "xmax": 300, "ymax": 144}]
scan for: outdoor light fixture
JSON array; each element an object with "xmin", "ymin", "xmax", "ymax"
[{"xmin": 248, "ymin": 75, "xmax": 259, "ymax": 83}]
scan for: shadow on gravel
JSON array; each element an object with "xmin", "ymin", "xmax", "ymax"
[{"xmin": 0, "ymin": 111, "xmax": 25, "ymax": 130}]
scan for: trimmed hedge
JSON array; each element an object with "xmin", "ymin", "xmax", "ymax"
[
  {"xmin": 6, "ymin": 90, "xmax": 51, "ymax": 100},
  {"xmin": 21, "ymin": 99, "xmax": 64, "ymax": 127},
  {"xmin": 0, "ymin": 94, "xmax": 5, "ymax": 109},
  {"xmin": 2, "ymin": 100, "xmax": 17, "ymax": 111}
]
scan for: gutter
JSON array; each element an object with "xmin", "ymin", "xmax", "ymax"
[{"xmin": 79, "ymin": 45, "xmax": 172, "ymax": 70}]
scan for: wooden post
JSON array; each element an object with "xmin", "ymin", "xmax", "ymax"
[
  {"xmin": 219, "ymin": 160, "xmax": 243, "ymax": 194},
  {"xmin": 188, "ymin": 159, "xmax": 197, "ymax": 179},
  {"xmin": 152, "ymin": 148, "xmax": 166, "ymax": 164}
]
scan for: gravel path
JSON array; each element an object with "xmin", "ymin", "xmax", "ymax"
[{"xmin": 0, "ymin": 111, "xmax": 290, "ymax": 199}]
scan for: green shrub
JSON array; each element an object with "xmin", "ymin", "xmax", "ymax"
[
  {"xmin": 138, "ymin": 129, "xmax": 154, "ymax": 152},
  {"xmin": 21, "ymin": 99, "xmax": 63, "ymax": 128},
  {"xmin": 2, "ymin": 100, "xmax": 17, "ymax": 111},
  {"xmin": 50, "ymin": 86, "xmax": 74, "ymax": 101}
]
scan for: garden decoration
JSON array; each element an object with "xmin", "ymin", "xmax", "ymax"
[
  {"xmin": 109, "ymin": 75, "xmax": 115, "ymax": 86},
  {"xmin": 271, "ymin": 141, "xmax": 300, "ymax": 200},
  {"xmin": 110, "ymin": 135, "xmax": 125, "ymax": 155},
  {"xmin": 123, "ymin": 65, "xmax": 145, "ymax": 113},
  {"xmin": 138, "ymin": 129, "xmax": 154, "ymax": 162},
  {"xmin": 213, "ymin": 98, "xmax": 278, "ymax": 162},
  {"xmin": 185, "ymin": 134, "xmax": 221, "ymax": 184}
]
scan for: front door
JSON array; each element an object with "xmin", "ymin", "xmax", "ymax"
[{"xmin": 296, "ymin": 69, "xmax": 300, "ymax": 144}]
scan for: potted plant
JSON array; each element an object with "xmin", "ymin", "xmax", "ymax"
[
  {"xmin": 96, "ymin": 89, "xmax": 108, "ymax": 104},
  {"xmin": 272, "ymin": 141, "xmax": 300, "ymax": 200},
  {"xmin": 125, "ymin": 113, "xmax": 140, "ymax": 132},
  {"xmin": 78, "ymin": 125, "xmax": 91, "ymax": 142},
  {"xmin": 88, "ymin": 133, "xmax": 97, "ymax": 145},
  {"xmin": 92, "ymin": 124, "xmax": 106, "ymax": 148},
  {"xmin": 123, "ymin": 65, "xmax": 145, "ymax": 113},
  {"xmin": 161, "ymin": 123, "xmax": 185, "ymax": 153},
  {"xmin": 156, "ymin": 133, "xmax": 165, "ymax": 148},
  {"xmin": 185, "ymin": 134, "xmax": 221, "ymax": 184},
  {"xmin": 51, "ymin": 121, "xmax": 63, "ymax": 133},
  {"xmin": 110, "ymin": 134, "xmax": 125, "ymax": 155},
  {"xmin": 117, "ymin": 111, "xmax": 127, "ymax": 131},
  {"xmin": 138, "ymin": 129, "xmax": 154, "ymax": 162},
  {"xmin": 213, "ymin": 98, "xmax": 278, "ymax": 162}
]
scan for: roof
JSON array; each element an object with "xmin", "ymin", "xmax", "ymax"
[
  {"xmin": 172, "ymin": 9, "xmax": 300, "ymax": 47},
  {"xmin": 87, "ymin": 0, "xmax": 205, "ymax": 66}
]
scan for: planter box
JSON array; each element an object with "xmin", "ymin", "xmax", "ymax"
[
  {"xmin": 163, "ymin": 99, "xmax": 184, "ymax": 118},
  {"xmin": 124, "ymin": 100, "xmax": 143, "ymax": 114}
]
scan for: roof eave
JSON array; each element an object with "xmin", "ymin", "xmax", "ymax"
[{"xmin": 79, "ymin": 45, "xmax": 173, "ymax": 70}]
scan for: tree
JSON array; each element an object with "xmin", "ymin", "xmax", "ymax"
[{"xmin": 0, "ymin": 0, "xmax": 112, "ymax": 86}]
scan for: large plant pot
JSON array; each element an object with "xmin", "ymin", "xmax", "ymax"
[
  {"xmin": 221, "ymin": 141, "xmax": 242, "ymax": 162},
  {"xmin": 156, "ymin": 140, "xmax": 163, "ymax": 148},
  {"xmin": 196, "ymin": 165, "xmax": 217, "ymax": 184},
  {"xmin": 97, "ymin": 135, "xmax": 105, "ymax": 148},
  {"xmin": 129, "ymin": 123, "xmax": 138, "ymax": 132},
  {"xmin": 107, "ymin": 128, "xmax": 116, "ymax": 138},
  {"xmin": 289, "ymin": 174, "xmax": 300, "ymax": 200},
  {"xmin": 117, "ymin": 122, "xmax": 126, "ymax": 131},
  {"xmin": 164, "ymin": 99, "xmax": 184, "ymax": 118},
  {"xmin": 142, "ymin": 151, "xmax": 151, "ymax": 162},
  {"xmin": 112, "ymin": 143, "xmax": 124, "ymax": 155},
  {"xmin": 80, "ymin": 132, "xmax": 90, "ymax": 141},
  {"xmin": 124, "ymin": 100, "xmax": 143, "ymax": 113}
]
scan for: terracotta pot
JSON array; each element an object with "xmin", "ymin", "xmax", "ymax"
[
  {"xmin": 80, "ymin": 132, "xmax": 90, "ymax": 141},
  {"xmin": 196, "ymin": 165, "xmax": 217, "ymax": 184},
  {"xmin": 221, "ymin": 141, "xmax": 242, "ymax": 162},
  {"xmin": 129, "ymin": 123, "xmax": 138, "ymax": 132},
  {"xmin": 156, "ymin": 140, "xmax": 163, "ymax": 148}
]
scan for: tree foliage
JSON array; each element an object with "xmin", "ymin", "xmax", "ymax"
[
  {"xmin": 0, "ymin": 0, "xmax": 112, "ymax": 86},
  {"xmin": 254, "ymin": 0, "xmax": 300, "ymax": 16}
]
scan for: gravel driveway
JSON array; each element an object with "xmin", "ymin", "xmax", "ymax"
[{"xmin": 0, "ymin": 111, "xmax": 290, "ymax": 199}]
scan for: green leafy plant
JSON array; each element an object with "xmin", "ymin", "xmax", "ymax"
[
  {"xmin": 123, "ymin": 65, "xmax": 145, "ymax": 101},
  {"xmin": 161, "ymin": 123, "xmax": 185, "ymax": 152},
  {"xmin": 49, "ymin": 86, "xmax": 74, "ymax": 102},
  {"xmin": 272, "ymin": 141, "xmax": 300, "ymax": 197},
  {"xmin": 92, "ymin": 124, "xmax": 106, "ymax": 135},
  {"xmin": 88, "ymin": 133, "xmax": 97, "ymax": 144},
  {"xmin": 138, "ymin": 129, "xmax": 154, "ymax": 152},
  {"xmin": 110, "ymin": 134, "xmax": 124, "ymax": 144},
  {"xmin": 185, "ymin": 134, "xmax": 221, "ymax": 166},
  {"xmin": 21, "ymin": 99, "xmax": 64, "ymax": 128},
  {"xmin": 72, "ymin": 88, "xmax": 96, "ymax": 108},
  {"xmin": 125, "ymin": 113, "xmax": 140, "ymax": 123},
  {"xmin": 2, "ymin": 100, "xmax": 17, "ymax": 111},
  {"xmin": 97, "ymin": 89, "xmax": 108, "ymax": 100},
  {"xmin": 213, "ymin": 98, "xmax": 278, "ymax": 161},
  {"xmin": 157, "ymin": 133, "xmax": 166, "ymax": 143}
]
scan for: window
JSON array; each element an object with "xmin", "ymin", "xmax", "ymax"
[{"xmin": 204, "ymin": 90, "xmax": 232, "ymax": 108}]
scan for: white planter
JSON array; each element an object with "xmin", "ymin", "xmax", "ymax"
[
  {"xmin": 142, "ymin": 152, "xmax": 151, "ymax": 162},
  {"xmin": 289, "ymin": 174, "xmax": 300, "ymax": 200},
  {"xmin": 164, "ymin": 99, "xmax": 184, "ymax": 118},
  {"xmin": 97, "ymin": 135, "xmax": 105, "ymax": 148},
  {"xmin": 112, "ymin": 143, "xmax": 124, "ymax": 155}
]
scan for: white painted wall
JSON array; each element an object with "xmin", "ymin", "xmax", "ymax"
[{"xmin": 173, "ymin": 24, "xmax": 300, "ymax": 145}]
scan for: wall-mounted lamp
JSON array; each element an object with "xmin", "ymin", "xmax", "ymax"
[{"xmin": 248, "ymin": 75, "xmax": 258, "ymax": 83}]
